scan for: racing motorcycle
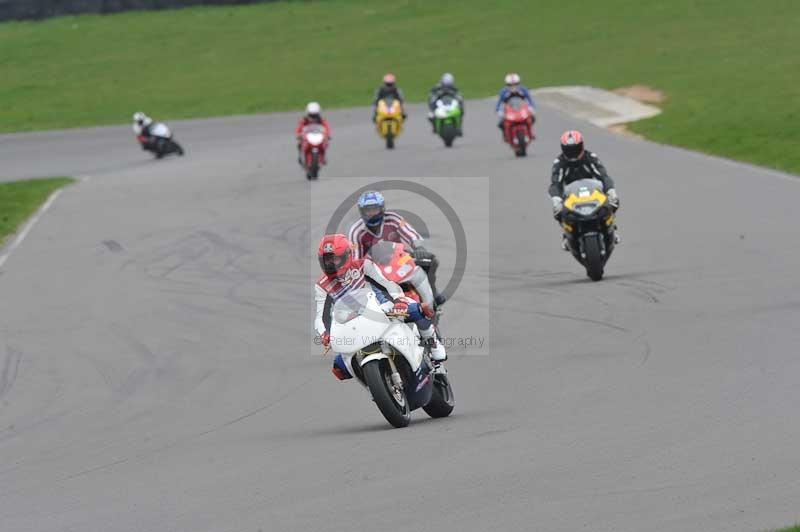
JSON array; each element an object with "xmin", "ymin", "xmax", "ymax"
[
  {"xmin": 375, "ymin": 97, "xmax": 404, "ymax": 149},
  {"xmin": 328, "ymin": 286, "xmax": 454, "ymax": 428},
  {"xmin": 299, "ymin": 124, "xmax": 329, "ymax": 180},
  {"xmin": 138, "ymin": 122, "xmax": 184, "ymax": 159},
  {"xmin": 558, "ymin": 178, "xmax": 617, "ymax": 281},
  {"xmin": 501, "ymin": 95, "xmax": 535, "ymax": 157},
  {"xmin": 432, "ymin": 95, "xmax": 462, "ymax": 148}
]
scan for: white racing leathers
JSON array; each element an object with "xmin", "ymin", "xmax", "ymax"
[{"xmin": 314, "ymin": 259, "xmax": 445, "ymax": 360}]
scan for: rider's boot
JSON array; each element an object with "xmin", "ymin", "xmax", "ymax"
[{"xmin": 420, "ymin": 325, "xmax": 447, "ymax": 371}]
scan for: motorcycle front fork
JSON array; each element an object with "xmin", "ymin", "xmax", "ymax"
[
  {"xmin": 382, "ymin": 342, "xmax": 404, "ymax": 390},
  {"xmin": 573, "ymin": 232, "xmax": 608, "ymax": 259}
]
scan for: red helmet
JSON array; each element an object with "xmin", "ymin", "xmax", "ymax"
[
  {"xmin": 317, "ymin": 234, "xmax": 354, "ymax": 277},
  {"xmin": 383, "ymin": 73, "xmax": 396, "ymax": 86},
  {"xmin": 560, "ymin": 130, "xmax": 584, "ymax": 161}
]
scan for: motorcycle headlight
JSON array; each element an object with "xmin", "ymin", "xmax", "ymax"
[{"xmin": 334, "ymin": 307, "xmax": 359, "ymax": 324}]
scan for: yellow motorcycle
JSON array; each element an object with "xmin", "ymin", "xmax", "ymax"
[
  {"xmin": 375, "ymin": 97, "xmax": 404, "ymax": 149},
  {"xmin": 558, "ymin": 178, "xmax": 618, "ymax": 281}
]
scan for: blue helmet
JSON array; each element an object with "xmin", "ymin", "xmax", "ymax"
[{"xmin": 357, "ymin": 191, "xmax": 386, "ymax": 228}]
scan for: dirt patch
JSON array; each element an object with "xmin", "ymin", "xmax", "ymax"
[
  {"xmin": 613, "ymin": 85, "xmax": 665, "ymax": 105},
  {"xmin": 607, "ymin": 124, "xmax": 645, "ymax": 140}
]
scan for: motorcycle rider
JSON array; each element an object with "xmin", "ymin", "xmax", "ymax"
[
  {"xmin": 372, "ymin": 73, "xmax": 407, "ymax": 123},
  {"xmin": 314, "ymin": 234, "xmax": 447, "ymax": 369},
  {"xmin": 132, "ymin": 111, "xmax": 154, "ymax": 149},
  {"xmin": 295, "ymin": 102, "xmax": 331, "ymax": 165},
  {"xmin": 427, "ymin": 72, "xmax": 465, "ymax": 135},
  {"xmin": 549, "ymin": 130, "xmax": 620, "ymax": 250},
  {"xmin": 348, "ymin": 191, "xmax": 446, "ymax": 306},
  {"xmin": 495, "ymin": 73, "xmax": 536, "ymax": 139}
]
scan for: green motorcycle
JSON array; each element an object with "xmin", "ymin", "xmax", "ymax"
[{"xmin": 432, "ymin": 95, "xmax": 463, "ymax": 148}]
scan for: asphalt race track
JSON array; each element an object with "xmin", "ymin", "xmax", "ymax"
[{"xmin": 1, "ymin": 99, "xmax": 799, "ymax": 532}]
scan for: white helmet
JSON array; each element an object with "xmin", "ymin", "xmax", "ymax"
[
  {"xmin": 504, "ymin": 73, "xmax": 521, "ymax": 85},
  {"xmin": 305, "ymin": 102, "xmax": 321, "ymax": 116},
  {"xmin": 440, "ymin": 73, "xmax": 455, "ymax": 87},
  {"xmin": 133, "ymin": 111, "xmax": 152, "ymax": 126}
]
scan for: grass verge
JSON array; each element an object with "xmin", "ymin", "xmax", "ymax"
[
  {"xmin": 774, "ymin": 526, "xmax": 800, "ymax": 532},
  {"xmin": 0, "ymin": 178, "xmax": 74, "ymax": 246},
  {"xmin": 0, "ymin": 0, "xmax": 798, "ymax": 173}
]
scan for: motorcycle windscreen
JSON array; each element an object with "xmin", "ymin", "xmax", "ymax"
[
  {"xmin": 506, "ymin": 96, "xmax": 525, "ymax": 110},
  {"xmin": 564, "ymin": 178, "xmax": 607, "ymax": 215},
  {"xmin": 563, "ymin": 178, "xmax": 605, "ymax": 197},
  {"xmin": 332, "ymin": 287, "xmax": 370, "ymax": 324},
  {"xmin": 330, "ymin": 287, "xmax": 391, "ymax": 354},
  {"xmin": 367, "ymin": 240, "xmax": 396, "ymax": 265},
  {"xmin": 434, "ymin": 97, "xmax": 457, "ymax": 118}
]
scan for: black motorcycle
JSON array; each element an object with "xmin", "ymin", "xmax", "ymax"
[
  {"xmin": 558, "ymin": 178, "xmax": 617, "ymax": 281},
  {"xmin": 138, "ymin": 122, "xmax": 184, "ymax": 159}
]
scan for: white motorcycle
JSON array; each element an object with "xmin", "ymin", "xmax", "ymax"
[{"xmin": 329, "ymin": 287, "xmax": 454, "ymax": 428}]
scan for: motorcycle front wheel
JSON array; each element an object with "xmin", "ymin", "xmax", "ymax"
[
  {"xmin": 171, "ymin": 140, "xmax": 185, "ymax": 156},
  {"xmin": 441, "ymin": 123, "xmax": 456, "ymax": 147},
  {"xmin": 583, "ymin": 235, "xmax": 605, "ymax": 281},
  {"xmin": 306, "ymin": 152, "xmax": 319, "ymax": 180},
  {"xmin": 515, "ymin": 130, "xmax": 527, "ymax": 157},
  {"xmin": 363, "ymin": 359, "xmax": 410, "ymax": 428}
]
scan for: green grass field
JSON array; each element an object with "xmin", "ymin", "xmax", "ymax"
[
  {"xmin": 0, "ymin": 178, "xmax": 74, "ymax": 245},
  {"xmin": 775, "ymin": 526, "xmax": 800, "ymax": 532},
  {"xmin": 1, "ymin": 0, "xmax": 798, "ymax": 173}
]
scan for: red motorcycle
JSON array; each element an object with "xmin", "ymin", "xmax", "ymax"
[
  {"xmin": 299, "ymin": 124, "xmax": 329, "ymax": 180},
  {"xmin": 502, "ymin": 95, "xmax": 535, "ymax": 157}
]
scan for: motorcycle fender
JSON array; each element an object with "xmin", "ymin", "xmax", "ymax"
[
  {"xmin": 580, "ymin": 232, "xmax": 606, "ymax": 256},
  {"xmin": 360, "ymin": 352, "xmax": 388, "ymax": 366}
]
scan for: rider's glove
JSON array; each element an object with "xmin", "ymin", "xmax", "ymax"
[
  {"xmin": 606, "ymin": 188, "xmax": 619, "ymax": 209},
  {"xmin": 551, "ymin": 196, "xmax": 564, "ymax": 217},
  {"xmin": 320, "ymin": 332, "xmax": 330, "ymax": 348},
  {"xmin": 420, "ymin": 302, "xmax": 436, "ymax": 320},
  {"xmin": 386, "ymin": 299, "xmax": 409, "ymax": 318},
  {"xmin": 412, "ymin": 246, "xmax": 434, "ymax": 267}
]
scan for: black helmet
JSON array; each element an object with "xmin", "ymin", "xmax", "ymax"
[{"xmin": 560, "ymin": 130, "xmax": 585, "ymax": 161}]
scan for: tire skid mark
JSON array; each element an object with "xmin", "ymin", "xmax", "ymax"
[
  {"xmin": 0, "ymin": 344, "xmax": 23, "ymax": 399},
  {"xmin": 41, "ymin": 376, "xmax": 315, "ymax": 487},
  {"xmin": 618, "ymin": 281, "xmax": 660, "ymax": 304},
  {"xmin": 496, "ymin": 304, "xmax": 631, "ymax": 333},
  {"xmin": 635, "ymin": 333, "xmax": 653, "ymax": 366}
]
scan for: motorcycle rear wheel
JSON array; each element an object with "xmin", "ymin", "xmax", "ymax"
[
  {"xmin": 364, "ymin": 359, "xmax": 410, "ymax": 428},
  {"xmin": 423, "ymin": 373, "xmax": 454, "ymax": 418}
]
